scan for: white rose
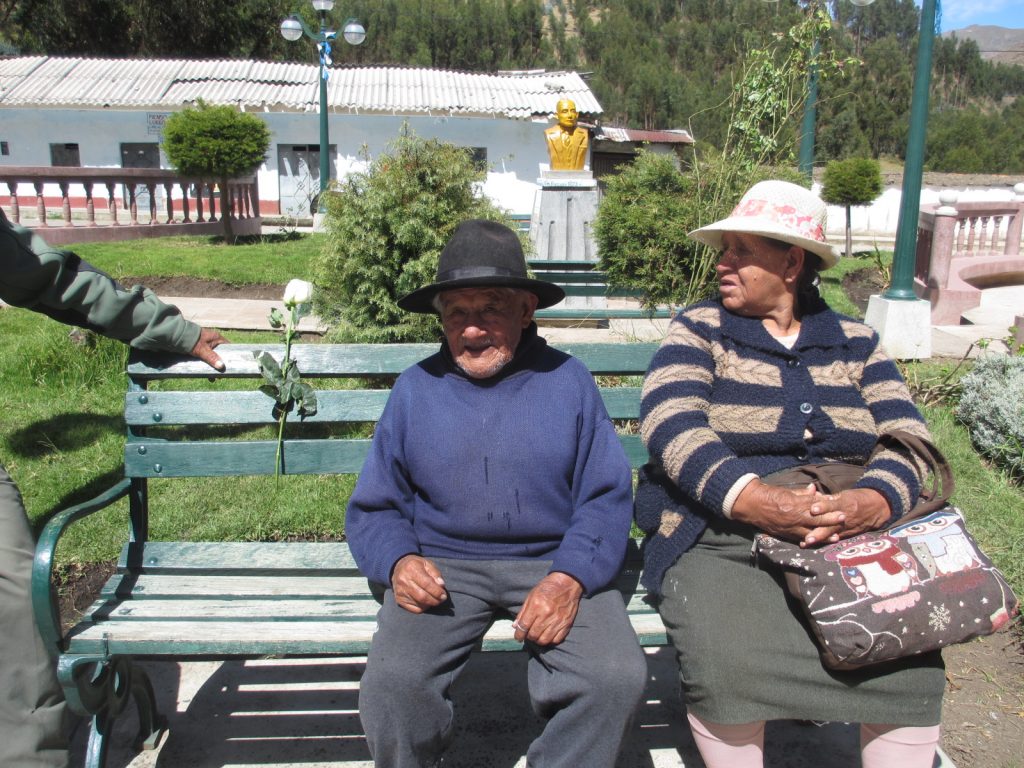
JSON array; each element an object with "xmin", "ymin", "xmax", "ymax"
[{"xmin": 283, "ymin": 279, "xmax": 314, "ymax": 308}]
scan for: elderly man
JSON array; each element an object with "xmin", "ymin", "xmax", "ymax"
[{"xmin": 346, "ymin": 219, "xmax": 646, "ymax": 768}]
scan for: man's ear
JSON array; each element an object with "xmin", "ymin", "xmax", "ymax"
[{"xmin": 521, "ymin": 292, "xmax": 539, "ymax": 326}]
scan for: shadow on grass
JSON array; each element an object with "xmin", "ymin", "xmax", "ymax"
[
  {"xmin": 31, "ymin": 467, "xmax": 127, "ymax": 537},
  {"xmin": 205, "ymin": 231, "xmax": 306, "ymax": 246},
  {"xmin": 7, "ymin": 412, "xmax": 121, "ymax": 458}
]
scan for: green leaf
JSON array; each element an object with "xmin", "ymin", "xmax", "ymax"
[
  {"xmin": 268, "ymin": 307, "xmax": 284, "ymax": 328},
  {"xmin": 296, "ymin": 383, "xmax": 318, "ymax": 417},
  {"xmin": 254, "ymin": 351, "xmax": 284, "ymax": 387}
]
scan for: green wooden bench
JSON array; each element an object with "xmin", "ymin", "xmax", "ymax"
[
  {"xmin": 528, "ymin": 259, "xmax": 677, "ymax": 321},
  {"xmin": 31, "ymin": 341, "xmax": 665, "ymax": 768}
]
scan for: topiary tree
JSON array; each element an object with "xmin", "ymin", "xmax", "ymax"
[
  {"xmin": 162, "ymin": 100, "xmax": 270, "ymax": 242},
  {"xmin": 821, "ymin": 157, "xmax": 882, "ymax": 258},
  {"xmin": 312, "ymin": 130, "xmax": 515, "ymax": 343}
]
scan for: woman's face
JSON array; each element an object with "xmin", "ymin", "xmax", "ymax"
[{"xmin": 715, "ymin": 233, "xmax": 800, "ymax": 317}]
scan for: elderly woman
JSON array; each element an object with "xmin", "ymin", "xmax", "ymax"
[{"xmin": 636, "ymin": 181, "xmax": 945, "ymax": 767}]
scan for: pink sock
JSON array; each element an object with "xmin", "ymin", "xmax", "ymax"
[
  {"xmin": 686, "ymin": 711, "xmax": 765, "ymax": 768},
  {"xmin": 861, "ymin": 723, "xmax": 941, "ymax": 768}
]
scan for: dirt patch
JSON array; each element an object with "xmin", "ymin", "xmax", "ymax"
[
  {"xmin": 120, "ymin": 275, "xmax": 285, "ymax": 300},
  {"xmin": 54, "ymin": 561, "xmax": 1024, "ymax": 765},
  {"xmin": 841, "ymin": 266, "xmax": 888, "ymax": 316}
]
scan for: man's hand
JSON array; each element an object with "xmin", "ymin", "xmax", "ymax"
[
  {"xmin": 512, "ymin": 572, "xmax": 583, "ymax": 647},
  {"xmin": 391, "ymin": 554, "xmax": 447, "ymax": 614},
  {"xmin": 190, "ymin": 327, "xmax": 228, "ymax": 371}
]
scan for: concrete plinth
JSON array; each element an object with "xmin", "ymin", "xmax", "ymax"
[
  {"xmin": 529, "ymin": 172, "xmax": 599, "ymax": 263},
  {"xmin": 864, "ymin": 295, "xmax": 933, "ymax": 359},
  {"xmin": 529, "ymin": 169, "xmax": 602, "ymax": 310}
]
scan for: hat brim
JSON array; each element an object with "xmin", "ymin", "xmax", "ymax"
[
  {"xmin": 688, "ymin": 216, "xmax": 840, "ymax": 269},
  {"xmin": 397, "ymin": 275, "xmax": 566, "ymax": 314}
]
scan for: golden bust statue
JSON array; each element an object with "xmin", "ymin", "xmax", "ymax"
[{"xmin": 544, "ymin": 99, "xmax": 589, "ymax": 171}]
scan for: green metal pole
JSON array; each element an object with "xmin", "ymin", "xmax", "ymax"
[
  {"xmin": 318, "ymin": 58, "xmax": 329, "ymax": 211},
  {"xmin": 885, "ymin": 0, "xmax": 936, "ymax": 300},
  {"xmin": 317, "ymin": 13, "xmax": 330, "ymax": 213},
  {"xmin": 798, "ymin": 40, "xmax": 820, "ymax": 180}
]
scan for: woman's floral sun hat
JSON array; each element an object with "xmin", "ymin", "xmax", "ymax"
[{"xmin": 688, "ymin": 180, "xmax": 841, "ymax": 269}]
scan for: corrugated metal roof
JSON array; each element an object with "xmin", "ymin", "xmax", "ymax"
[
  {"xmin": 597, "ymin": 126, "xmax": 694, "ymax": 144},
  {"xmin": 0, "ymin": 56, "xmax": 602, "ymax": 119}
]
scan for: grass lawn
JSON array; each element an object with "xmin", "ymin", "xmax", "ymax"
[
  {"xmin": 69, "ymin": 232, "xmax": 324, "ymax": 286},
  {"xmin": 2, "ymin": 236, "xmax": 1021, "ymax": 595}
]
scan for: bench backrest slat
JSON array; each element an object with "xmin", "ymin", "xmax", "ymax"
[
  {"xmin": 123, "ymin": 343, "xmax": 655, "ymax": 479},
  {"xmin": 125, "ymin": 435, "xmax": 648, "ymax": 477},
  {"xmin": 125, "ymin": 386, "xmax": 643, "ymax": 426},
  {"xmin": 126, "ymin": 343, "xmax": 658, "ymax": 380}
]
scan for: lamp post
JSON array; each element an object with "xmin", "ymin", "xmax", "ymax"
[
  {"xmin": 797, "ymin": 0, "xmax": 876, "ymax": 179},
  {"xmin": 280, "ymin": 0, "xmax": 366, "ymax": 214},
  {"xmin": 886, "ymin": 0, "xmax": 937, "ymax": 300},
  {"xmin": 863, "ymin": 0, "xmax": 939, "ymax": 359}
]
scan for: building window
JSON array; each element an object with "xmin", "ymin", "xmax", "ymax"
[
  {"xmin": 0, "ymin": 141, "xmax": 9, "ymax": 156},
  {"xmin": 467, "ymin": 147, "xmax": 487, "ymax": 171},
  {"xmin": 50, "ymin": 143, "xmax": 81, "ymax": 167}
]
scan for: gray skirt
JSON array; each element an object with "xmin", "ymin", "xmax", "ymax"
[{"xmin": 657, "ymin": 516, "xmax": 945, "ymax": 726}]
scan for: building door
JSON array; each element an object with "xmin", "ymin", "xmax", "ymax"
[
  {"xmin": 120, "ymin": 142, "xmax": 161, "ymax": 211},
  {"xmin": 278, "ymin": 143, "xmax": 335, "ymax": 217}
]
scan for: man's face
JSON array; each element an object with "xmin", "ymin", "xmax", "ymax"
[
  {"xmin": 557, "ymin": 101, "xmax": 578, "ymax": 131},
  {"xmin": 439, "ymin": 287, "xmax": 537, "ymax": 379}
]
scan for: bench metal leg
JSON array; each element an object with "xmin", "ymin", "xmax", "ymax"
[{"xmin": 58, "ymin": 655, "xmax": 167, "ymax": 768}]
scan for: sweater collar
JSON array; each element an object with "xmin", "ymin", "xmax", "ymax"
[
  {"xmin": 439, "ymin": 322, "xmax": 547, "ymax": 383},
  {"xmin": 717, "ymin": 296, "xmax": 849, "ymax": 355}
]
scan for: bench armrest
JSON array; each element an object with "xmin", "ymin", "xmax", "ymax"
[{"xmin": 32, "ymin": 478, "xmax": 133, "ymax": 655}]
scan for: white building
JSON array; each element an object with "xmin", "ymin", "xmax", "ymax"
[{"xmin": 0, "ymin": 56, "xmax": 692, "ymax": 218}]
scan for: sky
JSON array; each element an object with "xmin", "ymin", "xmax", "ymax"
[{"xmin": 931, "ymin": 0, "xmax": 1024, "ymax": 32}]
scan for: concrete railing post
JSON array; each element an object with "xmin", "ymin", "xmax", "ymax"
[
  {"xmin": 1006, "ymin": 182, "xmax": 1024, "ymax": 257},
  {"xmin": 928, "ymin": 190, "xmax": 958, "ymax": 291}
]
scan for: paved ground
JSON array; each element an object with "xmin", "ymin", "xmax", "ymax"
[{"xmin": 73, "ymin": 649, "xmax": 951, "ymax": 768}]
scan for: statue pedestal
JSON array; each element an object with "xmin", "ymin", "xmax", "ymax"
[{"xmin": 530, "ymin": 170, "xmax": 602, "ymax": 311}]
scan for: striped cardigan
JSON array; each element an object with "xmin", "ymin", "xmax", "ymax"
[{"xmin": 636, "ymin": 298, "xmax": 930, "ymax": 595}]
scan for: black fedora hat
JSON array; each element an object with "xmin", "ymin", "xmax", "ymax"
[{"xmin": 397, "ymin": 219, "xmax": 565, "ymax": 314}]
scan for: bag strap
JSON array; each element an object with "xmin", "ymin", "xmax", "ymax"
[{"xmin": 872, "ymin": 430, "xmax": 955, "ymax": 519}]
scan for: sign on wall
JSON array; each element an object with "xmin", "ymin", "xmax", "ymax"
[{"xmin": 147, "ymin": 113, "xmax": 171, "ymax": 137}]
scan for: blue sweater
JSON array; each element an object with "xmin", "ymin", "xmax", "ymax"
[
  {"xmin": 346, "ymin": 326, "xmax": 634, "ymax": 595},
  {"xmin": 637, "ymin": 299, "xmax": 931, "ymax": 594}
]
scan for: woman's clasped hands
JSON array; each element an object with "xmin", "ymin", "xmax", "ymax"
[{"xmin": 732, "ymin": 480, "xmax": 891, "ymax": 548}]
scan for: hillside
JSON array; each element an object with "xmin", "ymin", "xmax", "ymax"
[{"xmin": 945, "ymin": 25, "xmax": 1024, "ymax": 66}]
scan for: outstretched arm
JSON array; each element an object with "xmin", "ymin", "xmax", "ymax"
[{"xmin": 1, "ymin": 211, "xmax": 227, "ymax": 369}]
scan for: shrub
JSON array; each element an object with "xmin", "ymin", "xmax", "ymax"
[
  {"xmin": 595, "ymin": 151, "xmax": 806, "ymax": 309},
  {"xmin": 956, "ymin": 355, "xmax": 1024, "ymax": 484},
  {"xmin": 312, "ymin": 131, "xmax": 513, "ymax": 343}
]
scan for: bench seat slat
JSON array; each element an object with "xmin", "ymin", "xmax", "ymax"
[
  {"xmin": 101, "ymin": 574, "xmax": 376, "ymax": 599},
  {"xmin": 117, "ymin": 541, "xmax": 360, "ymax": 571},
  {"xmin": 65, "ymin": 614, "xmax": 667, "ymax": 656}
]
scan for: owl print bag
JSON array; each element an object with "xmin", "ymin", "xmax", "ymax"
[{"xmin": 751, "ymin": 432, "xmax": 1020, "ymax": 671}]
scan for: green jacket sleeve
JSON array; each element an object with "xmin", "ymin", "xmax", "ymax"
[{"xmin": 0, "ymin": 213, "xmax": 201, "ymax": 354}]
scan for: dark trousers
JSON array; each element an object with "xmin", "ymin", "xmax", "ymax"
[
  {"xmin": 359, "ymin": 558, "xmax": 647, "ymax": 768},
  {"xmin": 0, "ymin": 463, "xmax": 68, "ymax": 767}
]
